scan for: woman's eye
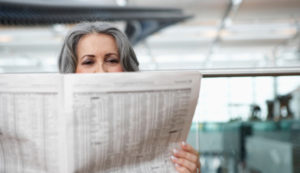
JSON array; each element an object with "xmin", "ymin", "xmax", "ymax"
[
  {"xmin": 82, "ymin": 60, "xmax": 94, "ymax": 65},
  {"xmin": 106, "ymin": 58, "xmax": 120, "ymax": 64}
]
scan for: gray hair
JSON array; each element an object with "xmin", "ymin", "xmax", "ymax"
[{"xmin": 58, "ymin": 22, "xmax": 139, "ymax": 73}]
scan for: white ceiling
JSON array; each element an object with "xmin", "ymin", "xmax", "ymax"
[{"xmin": 0, "ymin": 0, "xmax": 300, "ymax": 72}]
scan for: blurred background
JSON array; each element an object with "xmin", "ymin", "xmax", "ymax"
[{"xmin": 0, "ymin": 0, "xmax": 300, "ymax": 172}]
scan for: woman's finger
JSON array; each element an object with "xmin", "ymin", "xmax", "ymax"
[
  {"xmin": 181, "ymin": 142, "xmax": 201, "ymax": 169},
  {"xmin": 180, "ymin": 141, "xmax": 199, "ymax": 156},
  {"xmin": 171, "ymin": 155, "xmax": 197, "ymax": 173},
  {"xmin": 174, "ymin": 163, "xmax": 191, "ymax": 173},
  {"xmin": 178, "ymin": 141, "xmax": 201, "ymax": 173},
  {"xmin": 173, "ymin": 148, "xmax": 198, "ymax": 163}
]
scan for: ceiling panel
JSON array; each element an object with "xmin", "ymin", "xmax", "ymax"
[
  {"xmin": 234, "ymin": 0, "xmax": 300, "ymax": 21},
  {"xmin": 129, "ymin": 0, "xmax": 230, "ymax": 25}
]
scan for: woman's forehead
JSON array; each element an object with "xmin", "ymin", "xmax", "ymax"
[{"xmin": 78, "ymin": 33, "xmax": 117, "ymax": 48}]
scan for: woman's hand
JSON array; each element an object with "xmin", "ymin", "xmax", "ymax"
[{"xmin": 171, "ymin": 142, "xmax": 201, "ymax": 173}]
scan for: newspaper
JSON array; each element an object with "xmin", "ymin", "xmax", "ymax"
[{"xmin": 0, "ymin": 71, "xmax": 201, "ymax": 173}]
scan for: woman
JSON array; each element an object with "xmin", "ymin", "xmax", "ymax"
[{"xmin": 58, "ymin": 22, "xmax": 201, "ymax": 173}]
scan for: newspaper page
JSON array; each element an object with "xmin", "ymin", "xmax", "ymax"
[
  {"xmin": 64, "ymin": 71, "xmax": 201, "ymax": 173},
  {"xmin": 0, "ymin": 74, "xmax": 67, "ymax": 173},
  {"xmin": 0, "ymin": 71, "xmax": 201, "ymax": 173}
]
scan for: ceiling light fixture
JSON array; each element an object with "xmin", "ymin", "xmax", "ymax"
[{"xmin": 116, "ymin": 0, "xmax": 127, "ymax": 6}]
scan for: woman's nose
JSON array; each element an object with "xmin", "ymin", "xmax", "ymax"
[{"xmin": 94, "ymin": 62, "xmax": 107, "ymax": 73}]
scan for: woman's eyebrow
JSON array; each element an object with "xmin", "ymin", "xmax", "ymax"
[
  {"xmin": 80, "ymin": 54, "xmax": 95, "ymax": 60},
  {"xmin": 105, "ymin": 52, "xmax": 119, "ymax": 57}
]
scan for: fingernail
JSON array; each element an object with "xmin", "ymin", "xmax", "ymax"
[
  {"xmin": 171, "ymin": 155, "xmax": 178, "ymax": 161},
  {"xmin": 173, "ymin": 148, "xmax": 178, "ymax": 154},
  {"xmin": 175, "ymin": 163, "xmax": 181, "ymax": 167},
  {"xmin": 182, "ymin": 141, "xmax": 187, "ymax": 147}
]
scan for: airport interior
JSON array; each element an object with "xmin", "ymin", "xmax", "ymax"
[{"xmin": 0, "ymin": 0, "xmax": 300, "ymax": 173}]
